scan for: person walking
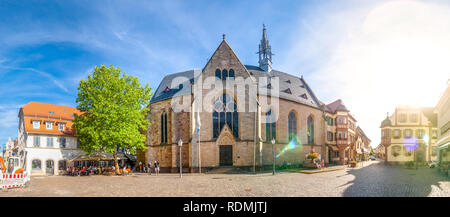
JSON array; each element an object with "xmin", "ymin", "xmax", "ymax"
[
  {"xmin": 139, "ymin": 161, "xmax": 143, "ymax": 173},
  {"xmin": 147, "ymin": 162, "xmax": 152, "ymax": 175},
  {"xmin": 154, "ymin": 160, "xmax": 160, "ymax": 176}
]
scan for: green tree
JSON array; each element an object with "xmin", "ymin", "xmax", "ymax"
[{"xmin": 73, "ymin": 65, "xmax": 152, "ymax": 175}]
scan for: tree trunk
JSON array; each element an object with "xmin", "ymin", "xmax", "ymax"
[{"xmin": 113, "ymin": 150, "xmax": 120, "ymax": 175}]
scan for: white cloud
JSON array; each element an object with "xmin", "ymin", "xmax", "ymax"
[{"xmin": 284, "ymin": 0, "xmax": 450, "ymax": 147}]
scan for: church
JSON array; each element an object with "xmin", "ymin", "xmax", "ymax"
[{"xmin": 141, "ymin": 25, "xmax": 364, "ymax": 172}]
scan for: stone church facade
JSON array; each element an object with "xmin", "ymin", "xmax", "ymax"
[{"xmin": 140, "ymin": 26, "xmax": 366, "ymax": 172}]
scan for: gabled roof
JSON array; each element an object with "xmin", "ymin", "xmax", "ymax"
[
  {"xmin": 150, "ymin": 70, "xmax": 196, "ymax": 104},
  {"xmin": 150, "ymin": 40, "xmax": 323, "ymax": 109},
  {"xmin": 356, "ymin": 126, "xmax": 371, "ymax": 142},
  {"xmin": 421, "ymin": 107, "xmax": 437, "ymax": 126},
  {"xmin": 21, "ymin": 102, "xmax": 80, "ymax": 119},
  {"xmin": 325, "ymin": 99, "xmax": 348, "ymax": 113},
  {"xmin": 20, "ymin": 102, "xmax": 80, "ymax": 136}
]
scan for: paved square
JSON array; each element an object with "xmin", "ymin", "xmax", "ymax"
[{"xmin": 1, "ymin": 161, "xmax": 449, "ymax": 197}]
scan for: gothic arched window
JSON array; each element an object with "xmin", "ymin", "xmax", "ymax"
[
  {"xmin": 222, "ymin": 69, "xmax": 228, "ymax": 80},
  {"xmin": 307, "ymin": 115, "xmax": 314, "ymax": 144},
  {"xmin": 215, "ymin": 69, "xmax": 221, "ymax": 79},
  {"xmin": 161, "ymin": 112, "xmax": 168, "ymax": 144},
  {"xmin": 213, "ymin": 93, "xmax": 238, "ymax": 138},
  {"xmin": 266, "ymin": 109, "xmax": 276, "ymax": 142},
  {"xmin": 288, "ymin": 112, "xmax": 297, "ymax": 141},
  {"xmin": 229, "ymin": 69, "xmax": 235, "ymax": 79}
]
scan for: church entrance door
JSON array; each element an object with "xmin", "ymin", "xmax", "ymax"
[{"xmin": 219, "ymin": 145, "xmax": 233, "ymax": 166}]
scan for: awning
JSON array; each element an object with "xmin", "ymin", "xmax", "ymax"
[
  {"xmin": 70, "ymin": 151, "xmax": 130, "ymax": 161},
  {"xmin": 437, "ymin": 142, "xmax": 450, "ymax": 150}
]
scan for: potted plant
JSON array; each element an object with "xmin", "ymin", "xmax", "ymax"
[
  {"xmin": 350, "ymin": 161, "xmax": 357, "ymax": 167},
  {"xmin": 304, "ymin": 152, "xmax": 319, "ymax": 168},
  {"xmin": 405, "ymin": 161, "xmax": 415, "ymax": 169}
]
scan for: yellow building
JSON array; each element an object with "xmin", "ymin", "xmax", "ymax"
[
  {"xmin": 380, "ymin": 106, "xmax": 438, "ymax": 165},
  {"xmin": 435, "ymin": 80, "xmax": 450, "ymax": 163}
]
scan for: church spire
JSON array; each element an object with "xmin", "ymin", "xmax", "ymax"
[{"xmin": 258, "ymin": 24, "xmax": 273, "ymax": 72}]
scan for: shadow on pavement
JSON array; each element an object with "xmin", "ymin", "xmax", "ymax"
[{"xmin": 342, "ymin": 161, "xmax": 447, "ymax": 197}]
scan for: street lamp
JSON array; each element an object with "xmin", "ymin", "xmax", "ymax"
[
  {"xmin": 178, "ymin": 139, "xmax": 183, "ymax": 178},
  {"xmin": 271, "ymin": 138, "xmax": 276, "ymax": 175}
]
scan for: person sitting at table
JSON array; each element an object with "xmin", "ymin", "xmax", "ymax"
[{"xmin": 123, "ymin": 165, "xmax": 128, "ymax": 176}]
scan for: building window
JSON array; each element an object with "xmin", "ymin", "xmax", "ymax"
[
  {"xmin": 307, "ymin": 115, "xmax": 314, "ymax": 144},
  {"xmin": 58, "ymin": 160, "xmax": 67, "ymax": 170},
  {"xmin": 58, "ymin": 123, "xmax": 65, "ymax": 131},
  {"xmin": 416, "ymin": 129, "xmax": 424, "ymax": 139},
  {"xmin": 338, "ymin": 132, "xmax": 343, "ymax": 139},
  {"xmin": 410, "ymin": 113, "xmax": 418, "ymax": 122},
  {"xmin": 33, "ymin": 121, "xmax": 40, "ymax": 129},
  {"xmin": 213, "ymin": 94, "xmax": 238, "ymax": 138},
  {"xmin": 393, "ymin": 129, "xmax": 401, "ymax": 138},
  {"xmin": 33, "ymin": 136, "xmax": 40, "ymax": 147},
  {"xmin": 228, "ymin": 69, "xmax": 235, "ymax": 79},
  {"xmin": 432, "ymin": 149, "xmax": 437, "ymax": 156},
  {"xmin": 32, "ymin": 159, "xmax": 41, "ymax": 170},
  {"xmin": 77, "ymin": 139, "xmax": 81, "ymax": 149},
  {"xmin": 404, "ymin": 129, "xmax": 412, "ymax": 138},
  {"xmin": 399, "ymin": 113, "xmax": 407, "ymax": 123},
  {"xmin": 47, "ymin": 137, "xmax": 53, "ymax": 147},
  {"xmin": 59, "ymin": 137, "xmax": 66, "ymax": 148},
  {"xmin": 392, "ymin": 146, "xmax": 401, "ymax": 157},
  {"xmin": 215, "ymin": 69, "xmax": 221, "ymax": 79},
  {"xmin": 327, "ymin": 117, "xmax": 334, "ymax": 126},
  {"xmin": 327, "ymin": 132, "xmax": 334, "ymax": 141},
  {"xmin": 288, "ymin": 112, "xmax": 297, "ymax": 141},
  {"xmin": 333, "ymin": 151, "xmax": 339, "ymax": 158},
  {"xmin": 160, "ymin": 112, "xmax": 168, "ymax": 144},
  {"xmin": 266, "ymin": 109, "xmax": 276, "ymax": 142},
  {"xmin": 221, "ymin": 69, "xmax": 228, "ymax": 80},
  {"xmin": 432, "ymin": 130, "xmax": 438, "ymax": 139},
  {"xmin": 45, "ymin": 121, "xmax": 53, "ymax": 130}
]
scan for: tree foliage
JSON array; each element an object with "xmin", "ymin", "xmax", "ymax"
[{"xmin": 73, "ymin": 65, "xmax": 152, "ymax": 156}]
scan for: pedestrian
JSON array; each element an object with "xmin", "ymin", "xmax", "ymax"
[
  {"xmin": 154, "ymin": 160, "xmax": 160, "ymax": 176},
  {"xmin": 143, "ymin": 165, "xmax": 146, "ymax": 173},
  {"xmin": 139, "ymin": 161, "xmax": 143, "ymax": 173},
  {"xmin": 123, "ymin": 165, "xmax": 128, "ymax": 176},
  {"xmin": 148, "ymin": 162, "xmax": 152, "ymax": 175}
]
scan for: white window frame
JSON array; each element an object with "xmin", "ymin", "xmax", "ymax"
[
  {"xmin": 58, "ymin": 123, "xmax": 65, "ymax": 131},
  {"xmin": 46, "ymin": 122, "xmax": 53, "ymax": 130},
  {"xmin": 33, "ymin": 121, "xmax": 40, "ymax": 129}
]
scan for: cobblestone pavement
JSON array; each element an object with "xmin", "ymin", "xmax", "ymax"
[{"xmin": 1, "ymin": 160, "xmax": 449, "ymax": 197}]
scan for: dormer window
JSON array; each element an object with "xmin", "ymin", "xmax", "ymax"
[
  {"xmin": 58, "ymin": 123, "xmax": 65, "ymax": 131},
  {"xmin": 32, "ymin": 121, "xmax": 40, "ymax": 129},
  {"xmin": 46, "ymin": 121, "xmax": 53, "ymax": 130},
  {"xmin": 163, "ymin": 86, "xmax": 171, "ymax": 92},
  {"xmin": 283, "ymin": 88, "xmax": 292, "ymax": 94},
  {"xmin": 300, "ymin": 93, "xmax": 308, "ymax": 99},
  {"xmin": 285, "ymin": 80, "xmax": 291, "ymax": 84},
  {"xmin": 266, "ymin": 83, "xmax": 272, "ymax": 89}
]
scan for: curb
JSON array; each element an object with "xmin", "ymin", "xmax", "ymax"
[{"xmin": 297, "ymin": 167, "xmax": 345, "ymax": 174}]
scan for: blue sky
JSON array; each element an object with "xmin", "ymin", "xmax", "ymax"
[{"xmin": 1, "ymin": 0, "xmax": 449, "ymax": 148}]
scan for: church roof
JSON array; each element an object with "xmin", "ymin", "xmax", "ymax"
[
  {"xmin": 150, "ymin": 66, "xmax": 322, "ymax": 109},
  {"xmin": 150, "ymin": 70, "xmax": 197, "ymax": 103}
]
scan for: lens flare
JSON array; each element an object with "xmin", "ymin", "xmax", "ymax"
[
  {"xmin": 403, "ymin": 137, "xmax": 418, "ymax": 152},
  {"xmin": 276, "ymin": 136, "xmax": 302, "ymax": 158}
]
